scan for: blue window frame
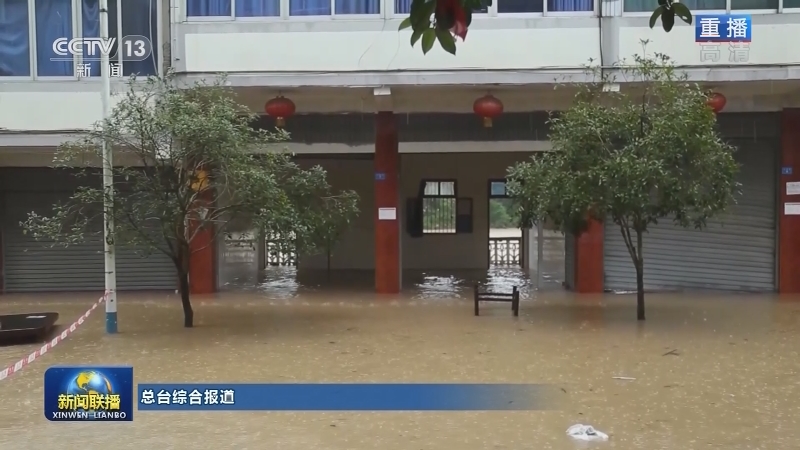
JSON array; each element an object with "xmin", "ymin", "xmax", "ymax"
[
  {"xmin": 624, "ymin": 0, "xmax": 724, "ymax": 11},
  {"xmin": 186, "ymin": 0, "xmax": 379, "ymax": 16},
  {"xmin": 36, "ymin": 0, "xmax": 74, "ymax": 76},
  {"xmin": 0, "ymin": 0, "xmax": 31, "ymax": 76},
  {"xmin": 84, "ymin": 0, "xmax": 159, "ymax": 77},
  {"xmin": 237, "ymin": 0, "xmax": 279, "ymax": 16},
  {"xmin": 1, "ymin": 0, "xmax": 159, "ymax": 79},
  {"xmin": 497, "ymin": 0, "xmax": 594, "ymax": 12},
  {"xmin": 121, "ymin": 0, "xmax": 159, "ymax": 76},
  {"xmin": 334, "ymin": 0, "xmax": 380, "ymax": 14},
  {"xmin": 394, "ymin": 0, "xmax": 485, "ymax": 14},
  {"xmin": 187, "ymin": 0, "xmax": 231, "ymax": 16}
]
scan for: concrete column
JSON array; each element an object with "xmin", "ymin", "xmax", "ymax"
[
  {"xmin": 779, "ymin": 109, "xmax": 800, "ymax": 293},
  {"xmin": 525, "ymin": 227, "xmax": 535, "ymax": 275},
  {"xmin": 537, "ymin": 221, "xmax": 544, "ymax": 289},
  {"xmin": 374, "ymin": 111, "xmax": 401, "ymax": 294},
  {"xmin": 256, "ymin": 232, "xmax": 267, "ymax": 271}
]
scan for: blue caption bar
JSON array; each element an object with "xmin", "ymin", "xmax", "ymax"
[
  {"xmin": 695, "ymin": 15, "xmax": 751, "ymax": 43},
  {"xmin": 137, "ymin": 383, "xmax": 551, "ymax": 411}
]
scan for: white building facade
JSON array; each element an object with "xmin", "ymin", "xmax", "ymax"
[{"xmin": 1, "ymin": 0, "xmax": 800, "ymax": 295}]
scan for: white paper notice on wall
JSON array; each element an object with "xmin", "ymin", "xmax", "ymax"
[
  {"xmin": 788, "ymin": 182, "xmax": 800, "ymax": 196},
  {"xmin": 785, "ymin": 203, "xmax": 800, "ymax": 215},
  {"xmin": 378, "ymin": 207, "xmax": 397, "ymax": 221}
]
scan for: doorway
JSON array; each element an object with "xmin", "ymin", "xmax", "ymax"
[{"xmin": 487, "ymin": 180, "xmax": 522, "ymax": 268}]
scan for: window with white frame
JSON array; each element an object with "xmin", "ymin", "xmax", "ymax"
[
  {"xmin": 0, "ymin": 0, "xmax": 159, "ymax": 78},
  {"xmin": 623, "ymin": 0, "xmax": 779, "ymax": 11},
  {"xmin": 497, "ymin": 0, "xmax": 593, "ymax": 13},
  {"xmin": 422, "ymin": 180, "xmax": 457, "ymax": 234},
  {"xmin": 186, "ymin": 0, "xmax": 380, "ymax": 16},
  {"xmin": 730, "ymin": 0, "xmax": 777, "ymax": 8},
  {"xmin": 393, "ymin": 0, "xmax": 487, "ymax": 14}
]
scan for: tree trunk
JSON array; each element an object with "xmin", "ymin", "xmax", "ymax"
[
  {"xmin": 635, "ymin": 229, "xmax": 645, "ymax": 321},
  {"xmin": 178, "ymin": 270, "xmax": 194, "ymax": 328},
  {"xmin": 176, "ymin": 245, "xmax": 194, "ymax": 328},
  {"xmin": 326, "ymin": 247, "xmax": 331, "ymax": 282}
]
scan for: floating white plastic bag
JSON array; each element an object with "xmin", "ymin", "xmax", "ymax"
[{"xmin": 566, "ymin": 424, "xmax": 609, "ymax": 442}]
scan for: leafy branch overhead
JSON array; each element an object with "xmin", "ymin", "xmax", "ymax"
[
  {"xmin": 398, "ymin": 0, "xmax": 692, "ymax": 55},
  {"xmin": 649, "ymin": 0, "xmax": 693, "ymax": 32},
  {"xmin": 398, "ymin": 0, "xmax": 491, "ymax": 55}
]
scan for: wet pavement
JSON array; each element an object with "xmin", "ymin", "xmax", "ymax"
[{"xmin": 1, "ymin": 271, "xmax": 800, "ymax": 449}]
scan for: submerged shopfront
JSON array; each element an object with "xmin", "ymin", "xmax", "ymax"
[
  {"xmin": 1, "ymin": 89, "xmax": 800, "ymax": 296},
  {"xmin": 217, "ymin": 93, "xmax": 798, "ymax": 296}
]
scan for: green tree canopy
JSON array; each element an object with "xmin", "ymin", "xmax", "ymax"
[
  {"xmin": 22, "ymin": 74, "xmax": 359, "ymax": 328},
  {"xmin": 489, "ymin": 199, "xmax": 519, "ymax": 229},
  {"xmin": 506, "ymin": 53, "xmax": 740, "ymax": 320}
]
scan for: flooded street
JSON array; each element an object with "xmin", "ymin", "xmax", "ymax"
[{"xmin": 1, "ymin": 274, "xmax": 800, "ymax": 449}]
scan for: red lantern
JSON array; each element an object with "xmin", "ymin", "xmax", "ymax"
[
  {"xmin": 707, "ymin": 92, "xmax": 726, "ymax": 114},
  {"xmin": 264, "ymin": 96, "xmax": 296, "ymax": 127},
  {"xmin": 473, "ymin": 95, "xmax": 503, "ymax": 128}
]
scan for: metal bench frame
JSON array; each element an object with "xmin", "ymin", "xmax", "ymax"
[{"xmin": 473, "ymin": 284, "xmax": 519, "ymax": 317}]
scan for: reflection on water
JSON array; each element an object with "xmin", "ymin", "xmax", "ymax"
[
  {"xmin": 223, "ymin": 267, "xmax": 552, "ymax": 302},
  {"xmin": 219, "ymin": 240, "xmax": 565, "ymax": 303},
  {"xmin": 219, "ymin": 227, "xmax": 566, "ymax": 302},
  {"xmin": 1, "ymin": 291, "xmax": 800, "ymax": 449}
]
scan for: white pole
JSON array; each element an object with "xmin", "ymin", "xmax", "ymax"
[
  {"xmin": 537, "ymin": 221, "xmax": 544, "ymax": 290},
  {"xmin": 100, "ymin": 0, "xmax": 118, "ymax": 334}
]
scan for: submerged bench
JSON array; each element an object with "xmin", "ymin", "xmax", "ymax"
[
  {"xmin": 473, "ymin": 284, "xmax": 520, "ymax": 317},
  {"xmin": 0, "ymin": 312, "xmax": 59, "ymax": 345}
]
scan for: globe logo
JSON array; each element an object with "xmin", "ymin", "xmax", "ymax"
[
  {"xmin": 67, "ymin": 371, "xmax": 114, "ymax": 399},
  {"xmin": 56, "ymin": 370, "xmax": 120, "ymax": 418}
]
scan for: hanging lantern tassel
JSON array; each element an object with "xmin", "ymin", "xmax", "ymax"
[
  {"xmin": 473, "ymin": 95, "xmax": 504, "ymax": 128},
  {"xmin": 264, "ymin": 96, "xmax": 296, "ymax": 128},
  {"xmin": 707, "ymin": 92, "xmax": 726, "ymax": 114}
]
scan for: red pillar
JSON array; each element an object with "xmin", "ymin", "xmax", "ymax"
[
  {"xmin": 0, "ymin": 230, "xmax": 4, "ymax": 294},
  {"xmin": 188, "ymin": 182, "xmax": 216, "ymax": 295},
  {"xmin": 574, "ymin": 219, "xmax": 604, "ymax": 293},
  {"xmin": 374, "ymin": 112, "xmax": 401, "ymax": 294},
  {"xmin": 189, "ymin": 226, "xmax": 216, "ymax": 295},
  {"xmin": 779, "ymin": 109, "xmax": 800, "ymax": 294}
]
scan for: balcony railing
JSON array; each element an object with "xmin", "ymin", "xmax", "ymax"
[
  {"xmin": 266, "ymin": 236, "xmax": 297, "ymax": 267},
  {"xmin": 261, "ymin": 238, "xmax": 521, "ymax": 268},
  {"xmin": 489, "ymin": 237, "xmax": 521, "ymax": 267}
]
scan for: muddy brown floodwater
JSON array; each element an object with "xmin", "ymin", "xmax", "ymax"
[{"xmin": 1, "ymin": 269, "xmax": 800, "ymax": 449}]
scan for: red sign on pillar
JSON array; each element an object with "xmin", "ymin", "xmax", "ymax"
[
  {"xmin": 374, "ymin": 112, "xmax": 400, "ymax": 294},
  {"xmin": 779, "ymin": 109, "xmax": 800, "ymax": 294}
]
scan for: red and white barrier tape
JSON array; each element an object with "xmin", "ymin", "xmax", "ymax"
[{"xmin": 0, "ymin": 293, "xmax": 108, "ymax": 382}]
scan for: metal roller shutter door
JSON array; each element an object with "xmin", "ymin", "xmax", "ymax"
[
  {"xmin": 603, "ymin": 140, "xmax": 777, "ymax": 292},
  {"xmin": 117, "ymin": 242, "xmax": 177, "ymax": 291},
  {"xmin": 3, "ymin": 192, "xmax": 176, "ymax": 292}
]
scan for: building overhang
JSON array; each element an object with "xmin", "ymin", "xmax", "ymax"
[
  {"xmin": 0, "ymin": 133, "xmax": 81, "ymax": 148},
  {"xmin": 177, "ymin": 66, "xmax": 800, "ymax": 88},
  {"xmin": 0, "ymin": 134, "xmax": 553, "ymax": 154}
]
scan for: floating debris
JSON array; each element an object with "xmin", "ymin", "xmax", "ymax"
[{"xmin": 567, "ymin": 424, "xmax": 609, "ymax": 441}]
